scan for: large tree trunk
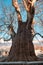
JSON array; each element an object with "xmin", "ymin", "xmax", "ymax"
[
  {"xmin": 7, "ymin": 1, "xmax": 39, "ymax": 63},
  {"xmin": 7, "ymin": 21, "xmax": 38, "ymax": 61}
]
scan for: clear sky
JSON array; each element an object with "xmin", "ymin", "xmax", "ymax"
[{"xmin": 0, "ymin": 0, "xmax": 43, "ymax": 41}]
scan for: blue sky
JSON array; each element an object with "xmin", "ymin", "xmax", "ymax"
[
  {"xmin": 0, "ymin": 0, "xmax": 43, "ymax": 40},
  {"xmin": 0, "ymin": 0, "xmax": 27, "ymax": 40}
]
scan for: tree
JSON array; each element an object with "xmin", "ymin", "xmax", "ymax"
[
  {"xmin": 0, "ymin": 1, "xmax": 17, "ymax": 41},
  {"xmin": 0, "ymin": 0, "xmax": 43, "ymax": 63},
  {"xmin": 7, "ymin": 0, "xmax": 40, "ymax": 62}
]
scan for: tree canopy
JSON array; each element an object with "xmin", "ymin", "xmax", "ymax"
[{"xmin": 0, "ymin": 0, "xmax": 43, "ymax": 41}]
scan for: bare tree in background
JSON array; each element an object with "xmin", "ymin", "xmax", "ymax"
[{"xmin": 0, "ymin": 1, "xmax": 16, "ymax": 41}]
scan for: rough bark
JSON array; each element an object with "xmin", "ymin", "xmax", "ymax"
[
  {"xmin": 7, "ymin": 24, "xmax": 37, "ymax": 61},
  {"xmin": 6, "ymin": 1, "xmax": 43, "ymax": 65},
  {"xmin": 7, "ymin": 5, "xmax": 38, "ymax": 62}
]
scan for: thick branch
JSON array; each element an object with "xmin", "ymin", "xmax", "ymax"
[{"xmin": 33, "ymin": 33, "xmax": 43, "ymax": 38}]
